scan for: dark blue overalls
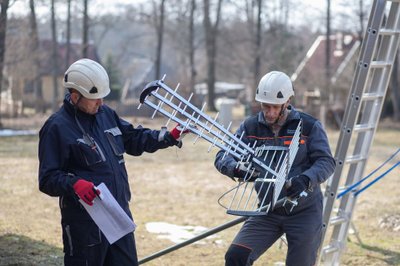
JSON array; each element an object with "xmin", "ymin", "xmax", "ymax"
[
  {"xmin": 38, "ymin": 94, "xmax": 176, "ymax": 266},
  {"xmin": 215, "ymin": 107, "xmax": 336, "ymax": 266}
]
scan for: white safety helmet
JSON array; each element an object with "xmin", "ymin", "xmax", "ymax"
[
  {"xmin": 255, "ymin": 71, "xmax": 294, "ymax": 105},
  {"xmin": 63, "ymin": 58, "xmax": 110, "ymax": 99}
]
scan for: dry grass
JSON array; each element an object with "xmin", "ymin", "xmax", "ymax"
[{"xmin": 0, "ymin": 116, "xmax": 399, "ymax": 265}]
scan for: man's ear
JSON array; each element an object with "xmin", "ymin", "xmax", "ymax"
[{"xmin": 70, "ymin": 91, "xmax": 81, "ymax": 105}]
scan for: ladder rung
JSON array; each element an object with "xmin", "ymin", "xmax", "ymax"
[
  {"xmin": 370, "ymin": 61, "xmax": 391, "ymax": 68},
  {"xmin": 330, "ymin": 215, "xmax": 348, "ymax": 226},
  {"xmin": 322, "ymin": 244, "xmax": 340, "ymax": 255},
  {"xmin": 353, "ymin": 124, "xmax": 375, "ymax": 132},
  {"xmin": 362, "ymin": 92, "xmax": 384, "ymax": 101},
  {"xmin": 345, "ymin": 155, "xmax": 366, "ymax": 164},
  {"xmin": 337, "ymin": 186, "xmax": 346, "ymax": 193},
  {"xmin": 380, "ymin": 29, "xmax": 400, "ymax": 35}
]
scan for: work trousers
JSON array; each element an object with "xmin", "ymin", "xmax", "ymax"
[
  {"xmin": 62, "ymin": 220, "xmax": 138, "ymax": 266},
  {"xmin": 226, "ymin": 201, "xmax": 323, "ymax": 266}
]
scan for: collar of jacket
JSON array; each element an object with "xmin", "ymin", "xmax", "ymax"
[
  {"xmin": 63, "ymin": 93, "xmax": 104, "ymax": 120},
  {"xmin": 257, "ymin": 105, "xmax": 301, "ymax": 127}
]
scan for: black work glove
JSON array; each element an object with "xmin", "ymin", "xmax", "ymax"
[
  {"xmin": 164, "ymin": 131, "xmax": 182, "ymax": 148},
  {"xmin": 286, "ymin": 175, "xmax": 309, "ymax": 198},
  {"xmin": 233, "ymin": 162, "xmax": 260, "ymax": 181}
]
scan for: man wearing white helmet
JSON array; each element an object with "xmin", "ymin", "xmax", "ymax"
[
  {"xmin": 215, "ymin": 71, "xmax": 335, "ymax": 266},
  {"xmin": 38, "ymin": 58, "xmax": 187, "ymax": 266}
]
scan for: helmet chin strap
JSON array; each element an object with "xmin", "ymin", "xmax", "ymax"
[
  {"xmin": 69, "ymin": 91, "xmax": 82, "ymax": 110},
  {"xmin": 75, "ymin": 94, "xmax": 82, "ymax": 106}
]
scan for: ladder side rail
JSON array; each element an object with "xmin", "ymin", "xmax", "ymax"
[
  {"xmin": 329, "ymin": 95, "xmax": 391, "ymax": 260},
  {"xmin": 326, "ymin": 2, "xmax": 385, "ymax": 172},
  {"xmin": 321, "ymin": 59, "xmax": 392, "ymax": 263},
  {"xmin": 321, "ymin": 0, "xmax": 387, "ymax": 222},
  {"xmin": 327, "ymin": 160, "xmax": 369, "ymax": 255},
  {"xmin": 324, "ymin": 60, "xmax": 398, "ymax": 262},
  {"xmin": 318, "ymin": 0, "xmax": 390, "ymax": 264},
  {"xmin": 331, "ymin": 27, "xmax": 400, "ymax": 257},
  {"xmin": 320, "ymin": 2, "xmax": 400, "ymax": 263},
  {"xmin": 340, "ymin": 0, "xmax": 388, "ymax": 125},
  {"xmin": 320, "ymin": 25, "xmax": 382, "ymax": 252},
  {"xmin": 385, "ymin": 2, "xmax": 400, "ymax": 36}
]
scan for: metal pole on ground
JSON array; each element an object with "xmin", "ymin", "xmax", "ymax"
[{"xmin": 138, "ymin": 216, "xmax": 246, "ymax": 264}]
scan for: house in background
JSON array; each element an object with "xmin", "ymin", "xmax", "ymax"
[
  {"xmin": 14, "ymin": 40, "xmax": 101, "ymax": 113},
  {"xmin": 291, "ymin": 33, "xmax": 361, "ymax": 125},
  {"xmin": 38, "ymin": 40, "xmax": 101, "ymax": 104}
]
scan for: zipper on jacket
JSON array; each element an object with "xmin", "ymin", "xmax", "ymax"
[
  {"xmin": 65, "ymin": 224, "xmax": 73, "ymax": 256},
  {"xmin": 93, "ymin": 118, "xmax": 119, "ymax": 198}
]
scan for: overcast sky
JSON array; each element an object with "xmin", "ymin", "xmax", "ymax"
[
  {"xmin": 7, "ymin": 0, "xmax": 359, "ymax": 34},
  {"xmin": 8, "ymin": 0, "xmax": 328, "ymax": 17}
]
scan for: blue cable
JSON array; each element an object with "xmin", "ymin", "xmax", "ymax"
[
  {"xmin": 337, "ymin": 148, "xmax": 400, "ymax": 199},
  {"xmin": 354, "ymin": 161, "xmax": 399, "ymax": 197}
]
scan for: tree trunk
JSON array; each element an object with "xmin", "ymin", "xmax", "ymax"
[
  {"xmin": 155, "ymin": 0, "xmax": 165, "ymax": 80},
  {"xmin": 203, "ymin": 0, "xmax": 222, "ymax": 112},
  {"xmin": 321, "ymin": 0, "xmax": 331, "ymax": 126},
  {"xmin": 253, "ymin": 0, "xmax": 262, "ymax": 93},
  {"xmin": 189, "ymin": 0, "xmax": 196, "ymax": 94},
  {"xmin": 0, "ymin": 0, "xmax": 10, "ymax": 127},
  {"xmin": 66, "ymin": 0, "xmax": 71, "ymax": 67},
  {"xmin": 29, "ymin": 0, "xmax": 44, "ymax": 113},
  {"xmin": 325, "ymin": 0, "xmax": 331, "ymax": 102},
  {"xmin": 358, "ymin": 0, "xmax": 364, "ymax": 42},
  {"xmin": 82, "ymin": 0, "xmax": 89, "ymax": 58},
  {"xmin": 51, "ymin": 0, "xmax": 59, "ymax": 112}
]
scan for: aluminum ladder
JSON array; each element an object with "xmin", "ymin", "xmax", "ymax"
[{"xmin": 318, "ymin": 0, "xmax": 400, "ymax": 265}]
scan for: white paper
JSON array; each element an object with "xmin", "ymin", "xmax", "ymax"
[{"xmin": 79, "ymin": 182, "xmax": 136, "ymax": 244}]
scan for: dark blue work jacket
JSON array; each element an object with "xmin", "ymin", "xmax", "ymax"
[
  {"xmin": 38, "ymin": 95, "xmax": 173, "ymax": 221},
  {"xmin": 215, "ymin": 106, "xmax": 336, "ymax": 215}
]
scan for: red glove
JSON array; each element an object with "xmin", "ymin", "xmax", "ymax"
[
  {"xmin": 170, "ymin": 124, "xmax": 190, "ymax": 141},
  {"xmin": 73, "ymin": 179, "xmax": 100, "ymax": 206}
]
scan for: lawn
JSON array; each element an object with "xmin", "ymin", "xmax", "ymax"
[{"xmin": 0, "ymin": 116, "xmax": 399, "ymax": 265}]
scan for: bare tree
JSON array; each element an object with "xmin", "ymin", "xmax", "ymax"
[
  {"xmin": 357, "ymin": 0, "xmax": 365, "ymax": 41},
  {"xmin": 203, "ymin": 0, "xmax": 223, "ymax": 112},
  {"xmin": 0, "ymin": 0, "xmax": 10, "ymax": 126},
  {"xmin": 82, "ymin": 0, "xmax": 89, "ymax": 58},
  {"xmin": 155, "ymin": 0, "xmax": 165, "ymax": 79},
  {"xmin": 51, "ymin": 0, "xmax": 59, "ymax": 112},
  {"xmin": 188, "ymin": 0, "xmax": 196, "ymax": 93},
  {"xmin": 253, "ymin": 0, "xmax": 262, "ymax": 93},
  {"xmin": 29, "ymin": 0, "xmax": 45, "ymax": 113},
  {"xmin": 66, "ymin": 0, "xmax": 72, "ymax": 67},
  {"xmin": 320, "ymin": 0, "xmax": 331, "ymax": 125},
  {"xmin": 325, "ymin": 0, "xmax": 331, "ymax": 100}
]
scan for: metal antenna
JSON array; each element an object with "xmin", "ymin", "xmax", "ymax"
[{"xmin": 139, "ymin": 79, "xmax": 302, "ymax": 216}]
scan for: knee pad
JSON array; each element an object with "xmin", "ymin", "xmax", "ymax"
[{"xmin": 225, "ymin": 244, "xmax": 252, "ymax": 266}]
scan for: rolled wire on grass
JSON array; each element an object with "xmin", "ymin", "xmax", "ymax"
[{"xmin": 337, "ymin": 148, "xmax": 400, "ymax": 199}]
